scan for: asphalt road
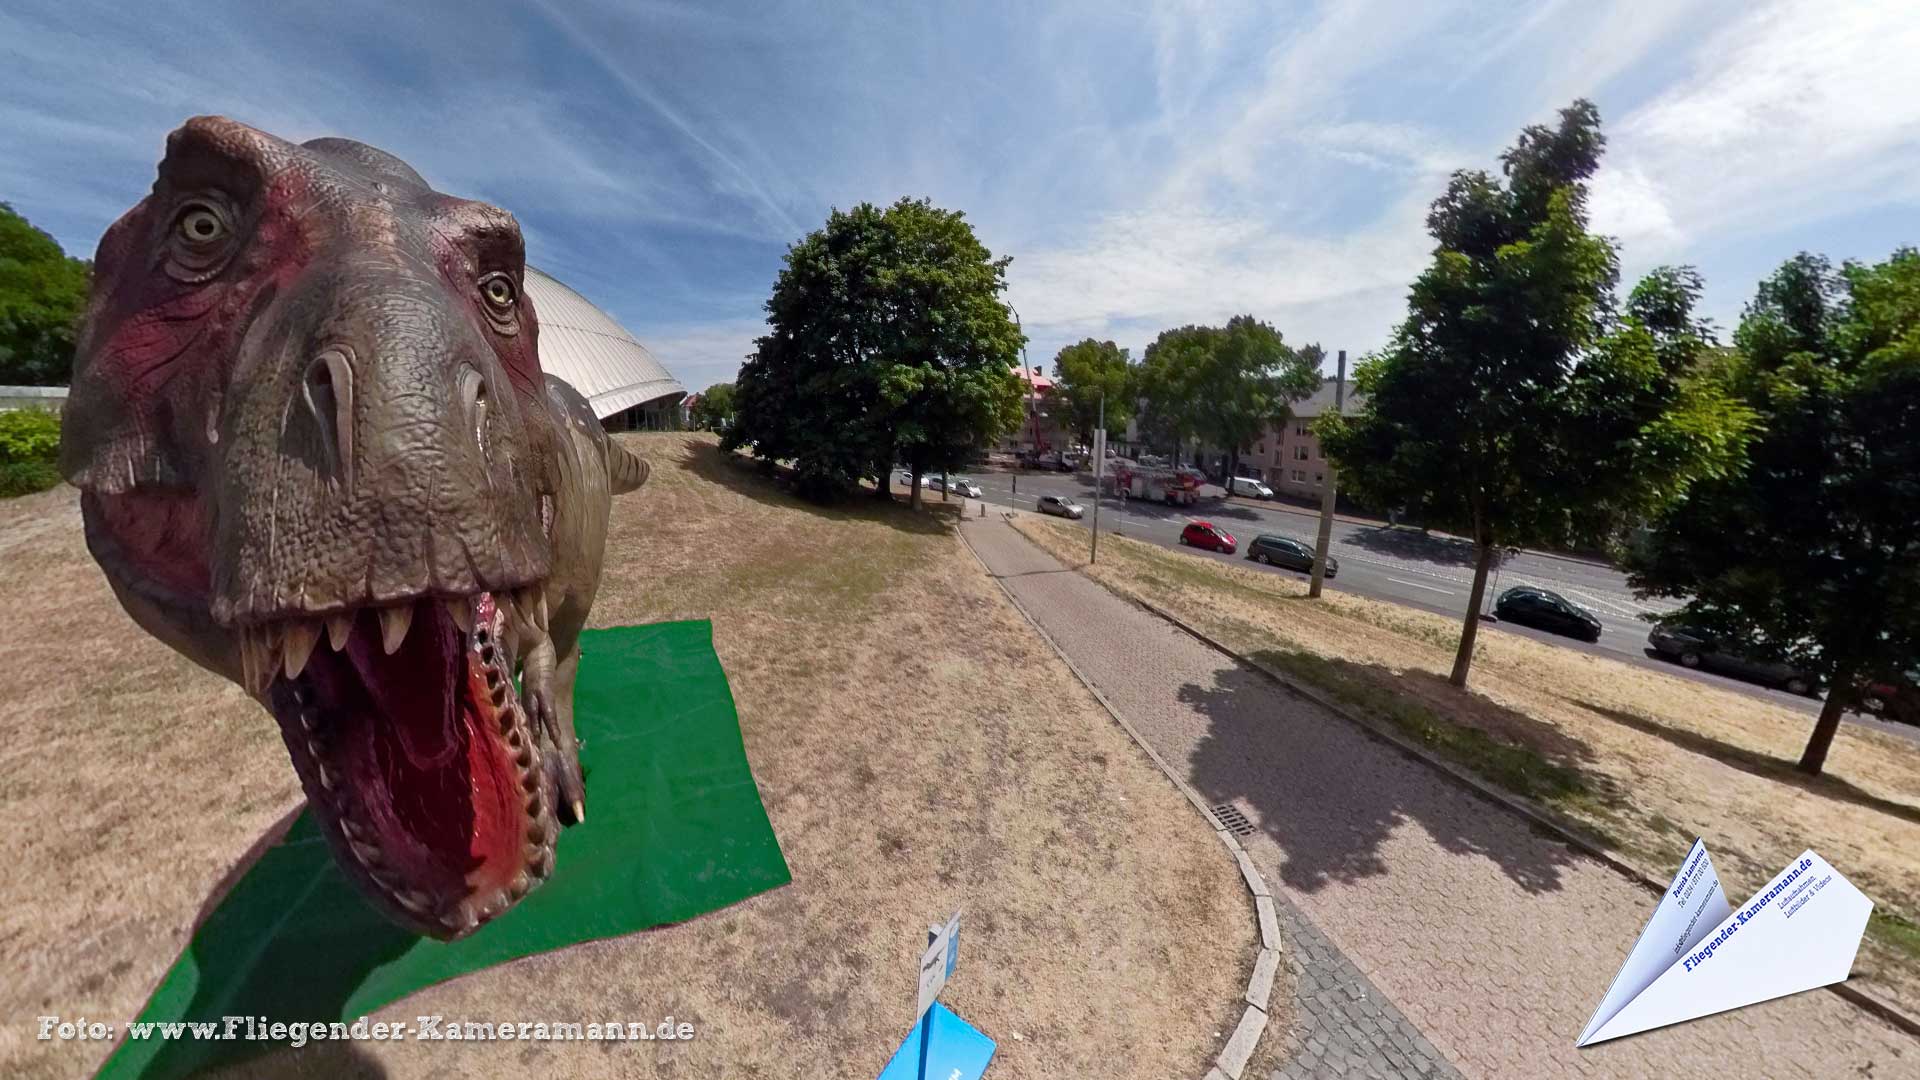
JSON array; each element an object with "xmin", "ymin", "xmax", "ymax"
[{"xmin": 908, "ymin": 468, "xmax": 1916, "ymax": 743}]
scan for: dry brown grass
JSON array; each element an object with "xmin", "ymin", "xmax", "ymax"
[
  {"xmin": 0, "ymin": 433, "xmax": 1256, "ymax": 1079},
  {"xmin": 1015, "ymin": 516, "xmax": 1920, "ymax": 1014}
]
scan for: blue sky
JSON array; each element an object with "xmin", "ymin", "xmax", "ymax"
[{"xmin": 4, "ymin": 0, "xmax": 1918, "ymax": 394}]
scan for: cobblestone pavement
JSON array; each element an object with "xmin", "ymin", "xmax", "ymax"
[
  {"xmin": 962, "ymin": 516, "xmax": 1917, "ymax": 1079},
  {"xmin": 1265, "ymin": 887, "xmax": 1461, "ymax": 1079}
]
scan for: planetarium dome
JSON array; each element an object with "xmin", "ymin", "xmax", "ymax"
[{"xmin": 524, "ymin": 266, "xmax": 685, "ymax": 430}]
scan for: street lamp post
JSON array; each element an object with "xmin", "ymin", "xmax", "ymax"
[
  {"xmin": 1091, "ymin": 391, "xmax": 1103, "ymax": 563},
  {"xmin": 1009, "ymin": 303, "xmax": 1040, "ymax": 511}
]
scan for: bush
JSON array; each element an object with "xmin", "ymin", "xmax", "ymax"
[
  {"xmin": 0, "ymin": 459, "xmax": 61, "ymax": 497},
  {"xmin": 0, "ymin": 408, "xmax": 62, "ymax": 463},
  {"xmin": 0, "ymin": 408, "xmax": 63, "ymax": 497}
]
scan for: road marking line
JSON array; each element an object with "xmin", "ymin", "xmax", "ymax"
[{"xmin": 1387, "ymin": 577, "xmax": 1455, "ymax": 595}]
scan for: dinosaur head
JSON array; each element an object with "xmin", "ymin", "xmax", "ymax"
[{"xmin": 63, "ymin": 117, "xmax": 570, "ymax": 939}]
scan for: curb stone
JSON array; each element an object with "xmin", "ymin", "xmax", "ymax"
[
  {"xmin": 1105, "ymin": 579, "xmax": 1920, "ymax": 1045},
  {"xmin": 955, "ymin": 518, "xmax": 1279, "ymax": 1080}
]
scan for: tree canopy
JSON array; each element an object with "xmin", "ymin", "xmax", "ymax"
[
  {"xmin": 1050, "ymin": 338, "xmax": 1134, "ymax": 444},
  {"xmin": 1136, "ymin": 318, "xmax": 1319, "ymax": 473},
  {"xmin": 1627, "ymin": 248, "xmax": 1920, "ymax": 774},
  {"xmin": 725, "ymin": 198, "xmax": 1024, "ymax": 504},
  {"xmin": 1319, "ymin": 100, "xmax": 1750, "ymax": 688},
  {"xmin": 0, "ymin": 202, "xmax": 91, "ymax": 386},
  {"xmin": 691, "ymin": 382, "xmax": 737, "ymax": 432}
]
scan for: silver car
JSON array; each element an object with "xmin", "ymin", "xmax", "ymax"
[{"xmin": 1037, "ymin": 494, "xmax": 1084, "ymax": 519}]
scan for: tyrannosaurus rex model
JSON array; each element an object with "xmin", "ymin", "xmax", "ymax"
[{"xmin": 61, "ymin": 116, "xmax": 651, "ymax": 941}]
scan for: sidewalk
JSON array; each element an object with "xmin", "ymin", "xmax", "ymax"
[{"xmin": 960, "ymin": 514, "xmax": 1915, "ymax": 1079}]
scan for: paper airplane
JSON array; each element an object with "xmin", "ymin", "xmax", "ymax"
[{"xmin": 1578, "ymin": 839, "xmax": 1872, "ymax": 1046}]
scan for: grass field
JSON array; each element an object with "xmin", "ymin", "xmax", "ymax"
[
  {"xmin": 0, "ymin": 432, "xmax": 1256, "ymax": 1079},
  {"xmin": 1016, "ymin": 516, "xmax": 1920, "ymax": 1015}
]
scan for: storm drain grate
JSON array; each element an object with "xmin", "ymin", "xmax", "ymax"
[{"xmin": 1211, "ymin": 803, "xmax": 1256, "ymax": 837}]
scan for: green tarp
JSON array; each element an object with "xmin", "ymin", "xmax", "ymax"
[{"xmin": 97, "ymin": 619, "xmax": 790, "ymax": 1079}]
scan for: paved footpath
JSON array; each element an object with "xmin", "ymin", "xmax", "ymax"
[{"xmin": 962, "ymin": 516, "xmax": 1916, "ymax": 1079}]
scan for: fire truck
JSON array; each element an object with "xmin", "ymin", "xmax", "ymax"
[{"xmin": 1106, "ymin": 461, "xmax": 1205, "ymax": 506}]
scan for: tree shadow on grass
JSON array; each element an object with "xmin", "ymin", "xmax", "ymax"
[
  {"xmin": 676, "ymin": 443, "xmax": 961, "ymax": 536},
  {"xmin": 1179, "ymin": 647, "xmax": 1616, "ymax": 897},
  {"xmin": 1573, "ymin": 698, "xmax": 1920, "ymax": 827}
]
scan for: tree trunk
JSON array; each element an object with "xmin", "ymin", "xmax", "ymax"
[
  {"xmin": 1450, "ymin": 538, "xmax": 1497, "ymax": 688},
  {"xmin": 1228, "ymin": 448, "xmax": 1240, "ymax": 489},
  {"xmin": 910, "ymin": 470, "xmax": 922, "ymax": 510},
  {"xmin": 1797, "ymin": 664, "xmax": 1855, "ymax": 775}
]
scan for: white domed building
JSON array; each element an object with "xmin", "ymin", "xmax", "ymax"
[{"xmin": 524, "ymin": 266, "xmax": 686, "ymax": 430}]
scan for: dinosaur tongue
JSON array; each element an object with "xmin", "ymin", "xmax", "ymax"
[{"xmin": 287, "ymin": 599, "xmax": 530, "ymax": 931}]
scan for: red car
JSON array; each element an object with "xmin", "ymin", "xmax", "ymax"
[
  {"xmin": 1180, "ymin": 521, "xmax": 1237, "ymax": 554},
  {"xmin": 1861, "ymin": 670, "xmax": 1919, "ymax": 726}
]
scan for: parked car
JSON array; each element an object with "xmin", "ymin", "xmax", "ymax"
[
  {"xmin": 1179, "ymin": 521, "xmax": 1237, "ymax": 554},
  {"xmin": 1037, "ymin": 494, "xmax": 1084, "ymax": 519},
  {"xmin": 1227, "ymin": 476, "xmax": 1274, "ymax": 499},
  {"xmin": 1645, "ymin": 624, "xmax": 1818, "ymax": 695},
  {"xmin": 1246, "ymin": 534, "xmax": 1336, "ymax": 576},
  {"xmin": 1494, "ymin": 586, "xmax": 1603, "ymax": 643},
  {"xmin": 1858, "ymin": 669, "xmax": 1918, "ymax": 721}
]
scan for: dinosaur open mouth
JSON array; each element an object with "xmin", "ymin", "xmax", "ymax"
[{"xmin": 256, "ymin": 590, "xmax": 558, "ymax": 939}]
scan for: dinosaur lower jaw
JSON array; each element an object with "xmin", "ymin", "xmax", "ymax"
[{"xmin": 260, "ymin": 592, "xmax": 558, "ymax": 940}]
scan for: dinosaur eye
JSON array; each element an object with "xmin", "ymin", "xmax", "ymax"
[
  {"xmin": 176, "ymin": 205, "xmax": 226, "ymax": 245},
  {"xmin": 481, "ymin": 275, "xmax": 516, "ymax": 309}
]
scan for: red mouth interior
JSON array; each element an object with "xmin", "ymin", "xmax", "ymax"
[{"xmin": 284, "ymin": 602, "xmax": 527, "ymax": 912}]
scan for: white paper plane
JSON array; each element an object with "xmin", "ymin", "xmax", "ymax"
[{"xmin": 1578, "ymin": 840, "xmax": 1873, "ymax": 1046}]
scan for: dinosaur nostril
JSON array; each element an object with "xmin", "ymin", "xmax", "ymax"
[{"xmin": 304, "ymin": 348, "xmax": 355, "ymax": 488}]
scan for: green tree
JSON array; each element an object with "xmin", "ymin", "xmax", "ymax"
[
  {"xmin": 1137, "ymin": 325, "xmax": 1211, "ymax": 466},
  {"xmin": 1627, "ymin": 249, "xmax": 1920, "ymax": 775},
  {"xmin": 691, "ymin": 382, "xmax": 737, "ymax": 432},
  {"xmin": 1138, "ymin": 320, "xmax": 1320, "ymax": 475},
  {"xmin": 0, "ymin": 203, "xmax": 92, "ymax": 386},
  {"xmin": 1193, "ymin": 319, "xmax": 1322, "ymax": 483},
  {"xmin": 1051, "ymin": 339, "xmax": 1134, "ymax": 444},
  {"xmin": 727, "ymin": 198, "xmax": 1024, "ymax": 505},
  {"xmin": 1320, "ymin": 100, "xmax": 1749, "ymax": 688}
]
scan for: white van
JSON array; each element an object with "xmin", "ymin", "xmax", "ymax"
[{"xmin": 1227, "ymin": 476, "xmax": 1274, "ymax": 499}]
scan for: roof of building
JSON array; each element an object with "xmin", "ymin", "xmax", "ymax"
[
  {"xmin": 525, "ymin": 266, "xmax": 685, "ymax": 419},
  {"xmin": 1013, "ymin": 366, "xmax": 1056, "ymax": 392},
  {"xmin": 1290, "ymin": 375, "xmax": 1365, "ymax": 418}
]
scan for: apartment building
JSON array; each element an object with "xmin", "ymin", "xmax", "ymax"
[{"xmin": 1238, "ymin": 377, "xmax": 1362, "ymax": 501}]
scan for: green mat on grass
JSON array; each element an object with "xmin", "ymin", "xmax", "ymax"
[{"xmin": 98, "ymin": 619, "xmax": 790, "ymax": 1079}]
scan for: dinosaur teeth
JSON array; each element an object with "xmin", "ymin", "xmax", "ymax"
[
  {"xmin": 240, "ymin": 627, "xmax": 276, "ymax": 695},
  {"xmin": 281, "ymin": 620, "xmax": 320, "ymax": 680},
  {"xmin": 349, "ymin": 840, "xmax": 382, "ymax": 867},
  {"xmin": 396, "ymin": 890, "xmax": 432, "ymax": 915},
  {"xmin": 326, "ymin": 612, "xmax": 353, "ymax": 651},
  {"xmin": 571, "ymin": 800, "xmax": 586, "ymax": 825},
  {"xmin": 446, "ymin": 597, "xmax": 473, "ymax": 635},
  {"xmin": 508, "ymin": 870, "xmax": 532, "ymax": 899},
  {"xmin": 379, "ymin": 603, "xmax": 413, "ymax": 654}
]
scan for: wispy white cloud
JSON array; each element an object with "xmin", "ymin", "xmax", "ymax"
[{"xmin": 4, "ymin": 0, "xmax": 1915, "ymax": 388}]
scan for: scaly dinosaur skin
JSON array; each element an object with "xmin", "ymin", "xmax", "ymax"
[{"xmin": 60, "ymin": 116, "xmax": 650, "ymax": 940}]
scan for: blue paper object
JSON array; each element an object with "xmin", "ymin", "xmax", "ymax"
[{"xmin": 878, "ymin": 1003, "xmax": 996, "ymax": 1080}]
